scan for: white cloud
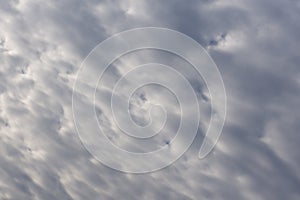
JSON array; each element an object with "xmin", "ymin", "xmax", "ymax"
[{"xmin": 0, "ymin": 0, "xmax": 300, "ymax": 199}]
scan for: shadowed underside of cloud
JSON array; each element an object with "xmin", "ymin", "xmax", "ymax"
[{"xmin": 0, "ymin": 0, "xmax": 300, "ymax": 199}]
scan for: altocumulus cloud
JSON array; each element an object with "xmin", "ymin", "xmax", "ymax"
[{"xmin": 0, "ymin": 0, "xmax": 300, "ymax": 199}]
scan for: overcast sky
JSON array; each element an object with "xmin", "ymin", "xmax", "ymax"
[{"xmin": 1, "ymin": 0, "xmax": 300, "ymax": 199}]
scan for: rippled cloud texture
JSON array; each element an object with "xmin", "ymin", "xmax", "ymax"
[{"xmin": 1, "ymin": 0, "xmax": 300, "ymax": 199}]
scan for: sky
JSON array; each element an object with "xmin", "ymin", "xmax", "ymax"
[{"xmin": 0, "ymin": 0, "xmax": 300, "ymax": 199}]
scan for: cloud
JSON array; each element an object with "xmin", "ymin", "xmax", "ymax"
[{"xmin": 0, "ymin": 0, "xmax": 300, "ymax": 199}]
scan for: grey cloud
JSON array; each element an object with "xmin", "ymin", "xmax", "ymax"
[{"xmin": 0, "ymin": 0, "xmax": 300, "ymax": 199}]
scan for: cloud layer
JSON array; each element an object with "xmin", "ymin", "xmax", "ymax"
[{"xmin": 0, "ymin": 0, "xmax": 300, "ymax": 199}]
